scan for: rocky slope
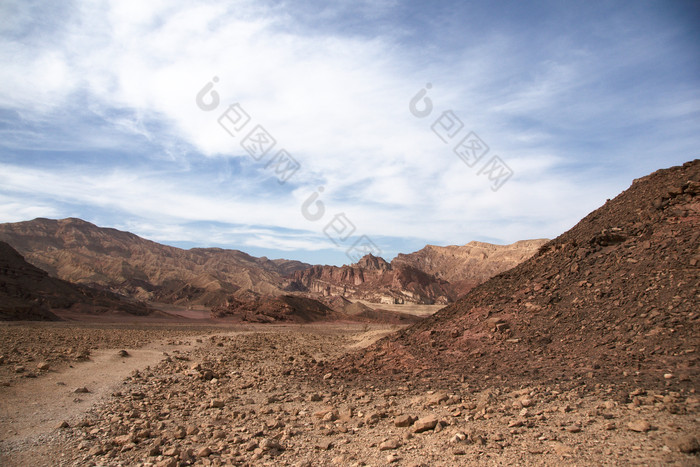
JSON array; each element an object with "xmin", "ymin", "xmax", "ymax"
[
  {"xmin": 0, "ymin": 218, "xmax": 310, "ymax": 307},
  {"xmin": 288, "ymin": 254, "xmax": 457, "ymax": 305},
  {"xmin": 336, "ymin": 160, "xmax": 700, "ymax": 391},
  {"xmin": 393, "ymin": 239, "xmax": 548, "ymax": 296},
  {"xmin": 0, "ymin": 241, "xmax": 151, "ymax": 320}
]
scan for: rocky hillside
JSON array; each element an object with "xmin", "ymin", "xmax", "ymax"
[
  {"xmin": 0, "ymin": 218, "xmax": 310, "ymax": 307},
  {"xmin": 288, "ymin": 254, "xmax": 457, "ymax": 305},
  {"xmin": 0, "ymin": 241, "xmax": 152, "ymax": 320},
  {"xmin": 392, "ymin": 239, "xmax": 547, "ymax": 295},
  {"xmin": 336, "ymin": 160, "xmax": 700, "ymax": 391}
]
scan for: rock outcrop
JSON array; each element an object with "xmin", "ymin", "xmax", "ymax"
[{"xmin": 288, "ymin": 254, "xmax": 455, "ymax": 305}]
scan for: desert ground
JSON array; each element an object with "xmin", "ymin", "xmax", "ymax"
[{"xmin": 1, "ymin": 318, "xmax": 698, "ymax": 467}]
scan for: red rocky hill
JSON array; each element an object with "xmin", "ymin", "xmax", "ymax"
[
  {"xmin": 0, "ymin": 241, "xmax": 152, "ymax": 320},
  {"xmin": 335, "ymin": 160, "xmax": 700, "ymax": 391}
]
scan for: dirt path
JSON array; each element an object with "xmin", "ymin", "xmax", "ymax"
[{"xmin": 0, "ymin": 335, "xmax": 207, "ymax": 465}]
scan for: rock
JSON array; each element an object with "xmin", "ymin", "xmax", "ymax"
[
  {"xmin": 566, "ymin": 425, "xmax": 581, "ymax": 433},
  {"xmin": 394, "ymin": 414, "xmax": 417, "ymax": 427},
  {"xmin": 162, "ymin": 446, "xmax": 180, "ymax": 457},
  {"xmin": 427, "ymin": 393, "xmax": 449, "ymax": 406},
  {"xmin": 74, "ymin": 387, "xmax": 90, "ymax": 393},
  {"xmin": 172, "ymin": 426, "xmax": 186, "ymax": 439},
  {"xmin": 450, "ymin": 432, "xmax": 467, "ymax": 443},
  {"xmin": 56, "ymin": 421, "xmax": 70, "ymax": 429},
  {"xmin": 118, "ymin": 350, "xmax": 130, "ymax": 358},
  {"xmin": 37, "ymin": 362, "xmax": 50, "ymax": 371},
  {"xmin": 386, "ymin": 453, "xmax": 401, "ymax": 463},
  {"xmin": 14, "ymin": 365, "xmax": 25, "ymax": 373},
  {"xmin": 627, "ymin": 420, "xmax": 651, "ymax": 432},
  {"xmin": 316, "ymin": 440, "xmax": 333, "ymax": 450},
  {"xmin": 665, "ymin": 435, "xmax": 700, "ymax": 453},
  {"xmin": 413, "ymin": 415, "xmax": 438, "ymax": 433},
  {"xmin": 260, "ymin": 438, "xmax": 283, "ymax": 451},
  {"xmin": 197, "ymin": 447, "xmax": 212, "ymax": 457},
  {"xmin": 519, "ymin": 397, "xmax": 534, "ymax": 408},
  {"xmin": 244, "ymin": 440, "xmax": 258, "ymax": 452},
  {"xmin": 663, "ymin": 373, "xmax": 673, "ymax": 379},
  {"xmin": 155, "ymin": 458, "xmax": 178, "ymax": 467},
  {"xmin": 379, "ymin": 439, "xmax": 401, "ymax": 451},
  {"xmin": 210, "ymin": 399, "xmax": 225, "ymax": 408}
]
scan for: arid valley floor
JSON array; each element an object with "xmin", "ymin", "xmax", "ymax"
[{"xmin": 1, "ymin": 320, "xmax": 698, "ymax": 466}]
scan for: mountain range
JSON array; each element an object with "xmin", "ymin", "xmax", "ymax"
[{"xmin": 0, "ymin": 218, "xmax": 544, "ymax": 320}]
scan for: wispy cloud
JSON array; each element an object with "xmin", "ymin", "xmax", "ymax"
[{"xmin": 0, "ymin": 0, "xmax": 698, "ymax": 265}]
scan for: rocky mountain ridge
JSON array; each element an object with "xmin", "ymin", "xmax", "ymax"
[{"xmin": 0, "ymin": 218, "xmax": 310, "ymax": 308}]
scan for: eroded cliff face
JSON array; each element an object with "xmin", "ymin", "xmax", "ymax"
[{"xmin": 289, "ymin": 254, "xmax": 453, "ymax": 305}]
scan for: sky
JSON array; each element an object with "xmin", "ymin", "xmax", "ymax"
[{"xmin": 0, "ymin": 0, "xmax": 698, "ymax": 266}]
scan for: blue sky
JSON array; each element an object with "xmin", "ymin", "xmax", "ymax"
[{"xmin": 0, "ymin": 0, "xmax": 698, "ymax": 266}]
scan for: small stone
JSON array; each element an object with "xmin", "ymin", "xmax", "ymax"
[
  {"xmin": 155, "ymin": 458, "xmax": 178, "ymax": 467},
  {"xmin": 379, "ymin": 439, "xmax": 401, "ymax": 451},
  {"xmin": 413, "ymin": 415, "xmax": 438, "ymax": 433},
  {"xmin": 519, "ymin": 397, "xmax": 534, "ymax": 408},
  {"xmin": 260, "ymin": 438, "xmax": 283, "ymax": 451},
  {"xmin": 197, "ymin": 447, "xmax": 212, "ymax": 457},
  {"xmin": 316, "ymin": 440, "xmax": 333, "ymax": 451},
  {"xmin": 663, "ymin": 373, "xmax": 673, "ymax": 380},
  {"xmin": 627, "ymin": 420, "xmax": 651, "ymax": 433},
  {"xmin": 57, "ymin": 421, "xmax": 70, "ymax": 429},
  {"xmin": 427, "ymin": 393, "xmax": 449, "ymax": 406},
  {"xmin": 604, "ymin": 422, "xmax": 616, "ymax": 431},
  {"xmin": 210, "ymin": 399, "xmax": 225, "ymax": 408},
  {"xmin": 394, "ymin": 414, "xmax": 416, "ymax": 427},
  {"xmin": 665, "ymin": 435, "xmax": 700, "ymax": 453},
  {"xmin": 118, "ymin": 350, "xmax": 130, "ymax": 358},
  {"xmin": 37, "ymin": 362, "xmax": 50, "ymax": 371},
  {"xmin": 74, "ymin": 387, "xmax": 90, "ymax": 394},
  {"xmin": 323, "ymin": 372, "xmax": 333, "ymax": 380},
  {"xmin": 386, "ymin": 453, "xmax": 401, "ymax": 463},
  {"xmin": 14, "ymin": 365, "xmax": 25, "ymax": 373},
  {"xmin": 566, "ymin": 425, "xmax": 581, "ymax": 433},
  {"xmin": 163, "ymin": 446, "xmax": 180, "ymax": 457},
  {"xmin": 88, "ymin": 445, "xmax": 104, "ymax": 456},
  {"xmin": 450, "ymin": 432, "xmax": 467, "ymax": 443},
  {"xmin": 173, "ymin": 426, "xmax": 186, "ymax": 439},
  {"xmin": 244, "ymin": 440, "xmax": 259, "ymax": 452}
]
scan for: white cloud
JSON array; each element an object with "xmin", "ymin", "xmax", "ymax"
[{"xmin": 0, "ymin": 0, "xmax": 697, "ymax": 262}]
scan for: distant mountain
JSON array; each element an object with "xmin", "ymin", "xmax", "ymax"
[
  {"xmin": 392, "ymin": 239, "xmax": 548, "ymax": 296},
  {"xmin": 0, "ymin": 218, "xmax": 310, "ymax": 307},
  {"xmin": 0, "ymin": 241, "xmax": 151, "ymax": 320},
  {"xmin": 289, "ymin": 239, "xmax": 547, "ymax": 305},
  {"xmin": 336, "ymin": 160, "xmax": 700, "ymax": 389}
]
